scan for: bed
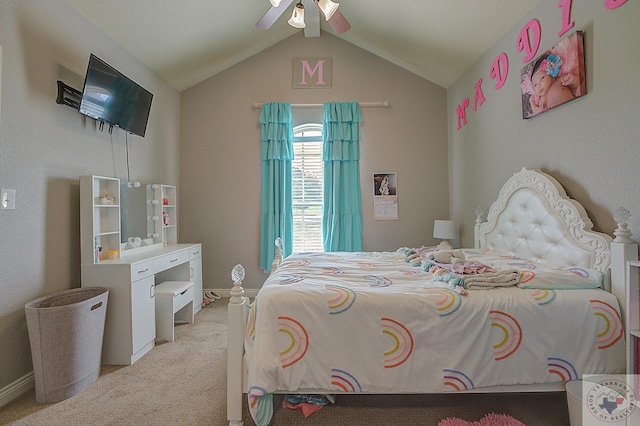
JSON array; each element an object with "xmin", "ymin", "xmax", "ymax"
[{"xmin": 227, "ymin": 167, "xmax": 637, "ymax": 426}]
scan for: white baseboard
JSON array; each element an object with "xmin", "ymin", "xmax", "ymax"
[
  {"xmin": 202, "ymin": 288, "xmax": 258, "ymax": 298},
  {"xmin": 0, "ymin": 372, "xmax": 34, "ymax": 408}
]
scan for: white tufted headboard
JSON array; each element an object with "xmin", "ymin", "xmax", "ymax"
[{"xmin": 475, "ymin": 168, "xmax": 612, "ymax": 274}]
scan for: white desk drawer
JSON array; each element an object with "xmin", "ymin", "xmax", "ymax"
[
  {"xmin": 131, "ymin": 260, "xmax": 154, "ymax": 282},
  {"xmin": 154, "ymin": 249, "xmax": 189, "ymax": 273},
  {"xmin": 189, "ymin": 245, "xmax": 202, "ymax": 259}
]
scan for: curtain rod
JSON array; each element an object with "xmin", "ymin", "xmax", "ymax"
[{"xmin": 252, "ymin": 101, "xmax": 390, "ymax": 110}]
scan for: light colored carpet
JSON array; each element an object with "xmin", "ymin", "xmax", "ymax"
[
  {"xmin": 0, "ymin": 299, "xmax": 570, "ymax": 425},
  {"xmin": 1, "ymin": 299, "xmax": 234, "ymax": 426}
]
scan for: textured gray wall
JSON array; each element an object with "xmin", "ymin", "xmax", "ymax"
[{"xmin": 0, "ymin": 0, "xmax": 180, "ymax": 398}]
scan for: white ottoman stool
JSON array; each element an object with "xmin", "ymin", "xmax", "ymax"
[{"xmin": 155, "ymin": 281, "xmax": 194, "ymax": 342}]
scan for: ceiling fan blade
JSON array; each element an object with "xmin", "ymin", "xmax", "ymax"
[
  {"xmin": 256, "ymin": 0, "xmax": 295, "ymax": 30},
  {"xmin": 311, "ymin": 0, "xmax": 350, "ymax": 34},
  {"xmin": 327, "ymin": 9, "xmax": 351, "ymax": 34}
]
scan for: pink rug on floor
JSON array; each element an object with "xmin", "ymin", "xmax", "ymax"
[{"xmin": 438, "ymin": 413, "xmax": 526, "ymax": 426}]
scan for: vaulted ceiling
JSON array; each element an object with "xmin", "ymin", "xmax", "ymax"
[{"xmin": 64, "ymin": 0, "xmax": 539, "ymax": 92}]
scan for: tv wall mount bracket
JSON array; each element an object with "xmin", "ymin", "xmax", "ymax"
[
  {"xmin": 56, "ymin": 80, "xmax": 81, "ymax": 110},
  {"xmin": 56, "ymin": 80, "xmax": 118, "ymax": 134}
]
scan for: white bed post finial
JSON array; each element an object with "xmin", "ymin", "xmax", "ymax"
[
  {"xmin": 271, "ymin": 237, "xmax": 283, "ymax": 272},
  {"xmin": 613, "ymin": 207, "xmax": 633, "ymax": 243},
  {"xmin": 475, "ymin": 207, "xmax": 484, "ymax": 225},
  {"xmin": 230, "ymin": 264, "xmax": 245, "ymax": 304},
  {"xmin": 474, "ymin": 207, "xmax": 485, "ymax": 249}
]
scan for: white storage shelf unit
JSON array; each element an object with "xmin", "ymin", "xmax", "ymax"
[
  {"xmin": 145, "ymin": 183, "xmax": 178, "ymax": 248},
  {"xmin": 80, "ymin": 175, "xmax": 121, "ymax": 264},
  {"xmin": 160, "ymin": 185, "xmax": 177, "ymax": 246}
]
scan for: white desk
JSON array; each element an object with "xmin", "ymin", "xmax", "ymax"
[{"xmin": 81, "ymin": 243, "xmax": 202, "ymax": 365}]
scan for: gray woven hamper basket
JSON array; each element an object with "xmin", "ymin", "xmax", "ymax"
[{"xmin": 25, "ymin": 287, "xmax": 108, "ymax": 404}]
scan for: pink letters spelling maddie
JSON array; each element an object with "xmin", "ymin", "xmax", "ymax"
[{"xmin": 455, "ymin": 0, "xmax": 629, "ymax": 131}]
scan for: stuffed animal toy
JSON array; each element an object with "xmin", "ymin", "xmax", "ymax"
[{"xmin": 426, "ymin": 250, "xmax": 466, "ymax": 265}]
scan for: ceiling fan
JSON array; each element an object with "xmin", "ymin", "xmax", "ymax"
[{"xmin": 256, "ymin": 0, "xmax": 351, "ymax": 37}]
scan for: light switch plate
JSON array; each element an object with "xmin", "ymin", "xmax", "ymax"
[{"xmin": 1, "ymin": 189, "xmax": 16, "ymax": 210}]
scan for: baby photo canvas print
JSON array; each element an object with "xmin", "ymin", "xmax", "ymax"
[{"xmin": 520, "ymin": 31, "xmax": 586, "ymax": 119}]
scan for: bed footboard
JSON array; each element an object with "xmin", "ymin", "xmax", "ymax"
[{"xmin": 227, "ymin": 265, "xmax": 248, "ymax": 426}]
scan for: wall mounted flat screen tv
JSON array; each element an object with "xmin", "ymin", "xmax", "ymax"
[{"xmin": 79, "ymin": 54, "xmax": 153, "ymax": 137}]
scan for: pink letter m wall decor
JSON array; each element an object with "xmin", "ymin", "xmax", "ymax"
[{"xmin": 293, "ymin": 57, "xmax": 332, "ymax": 89}]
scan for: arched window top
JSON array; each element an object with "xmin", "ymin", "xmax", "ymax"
[{"xmin": 293, "ymin": 123, "xmax": 322, "ymax": 141}]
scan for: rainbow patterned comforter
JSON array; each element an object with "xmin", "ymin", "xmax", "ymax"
[{"xmin": 244, "ymin": 250, "xmax": 625, "ymax": 424}]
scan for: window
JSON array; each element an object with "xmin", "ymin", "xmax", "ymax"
[{"xmin": 292, "ymin": 124, "xmax": 324, "ymax": 253}]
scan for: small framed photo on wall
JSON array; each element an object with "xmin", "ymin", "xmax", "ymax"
[
  {"xmin": 373, "ymin": 173, "xmax": 398, "ymax": 220},
  {"xmin": 520, "ymin": 31, "xmax": 586, "ymax": 119}
]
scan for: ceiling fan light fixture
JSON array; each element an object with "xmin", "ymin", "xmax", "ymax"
[
  {"xmin": 269, "ymin": 0, "xmax": 281, "ymax": 7},
  {"xmin": 317, "ymin": 0, "xmax": 339, "ymax": 21},
  {"xmin": 288, "ymin": 2, "xmax": 306, "ymax": 28}
]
